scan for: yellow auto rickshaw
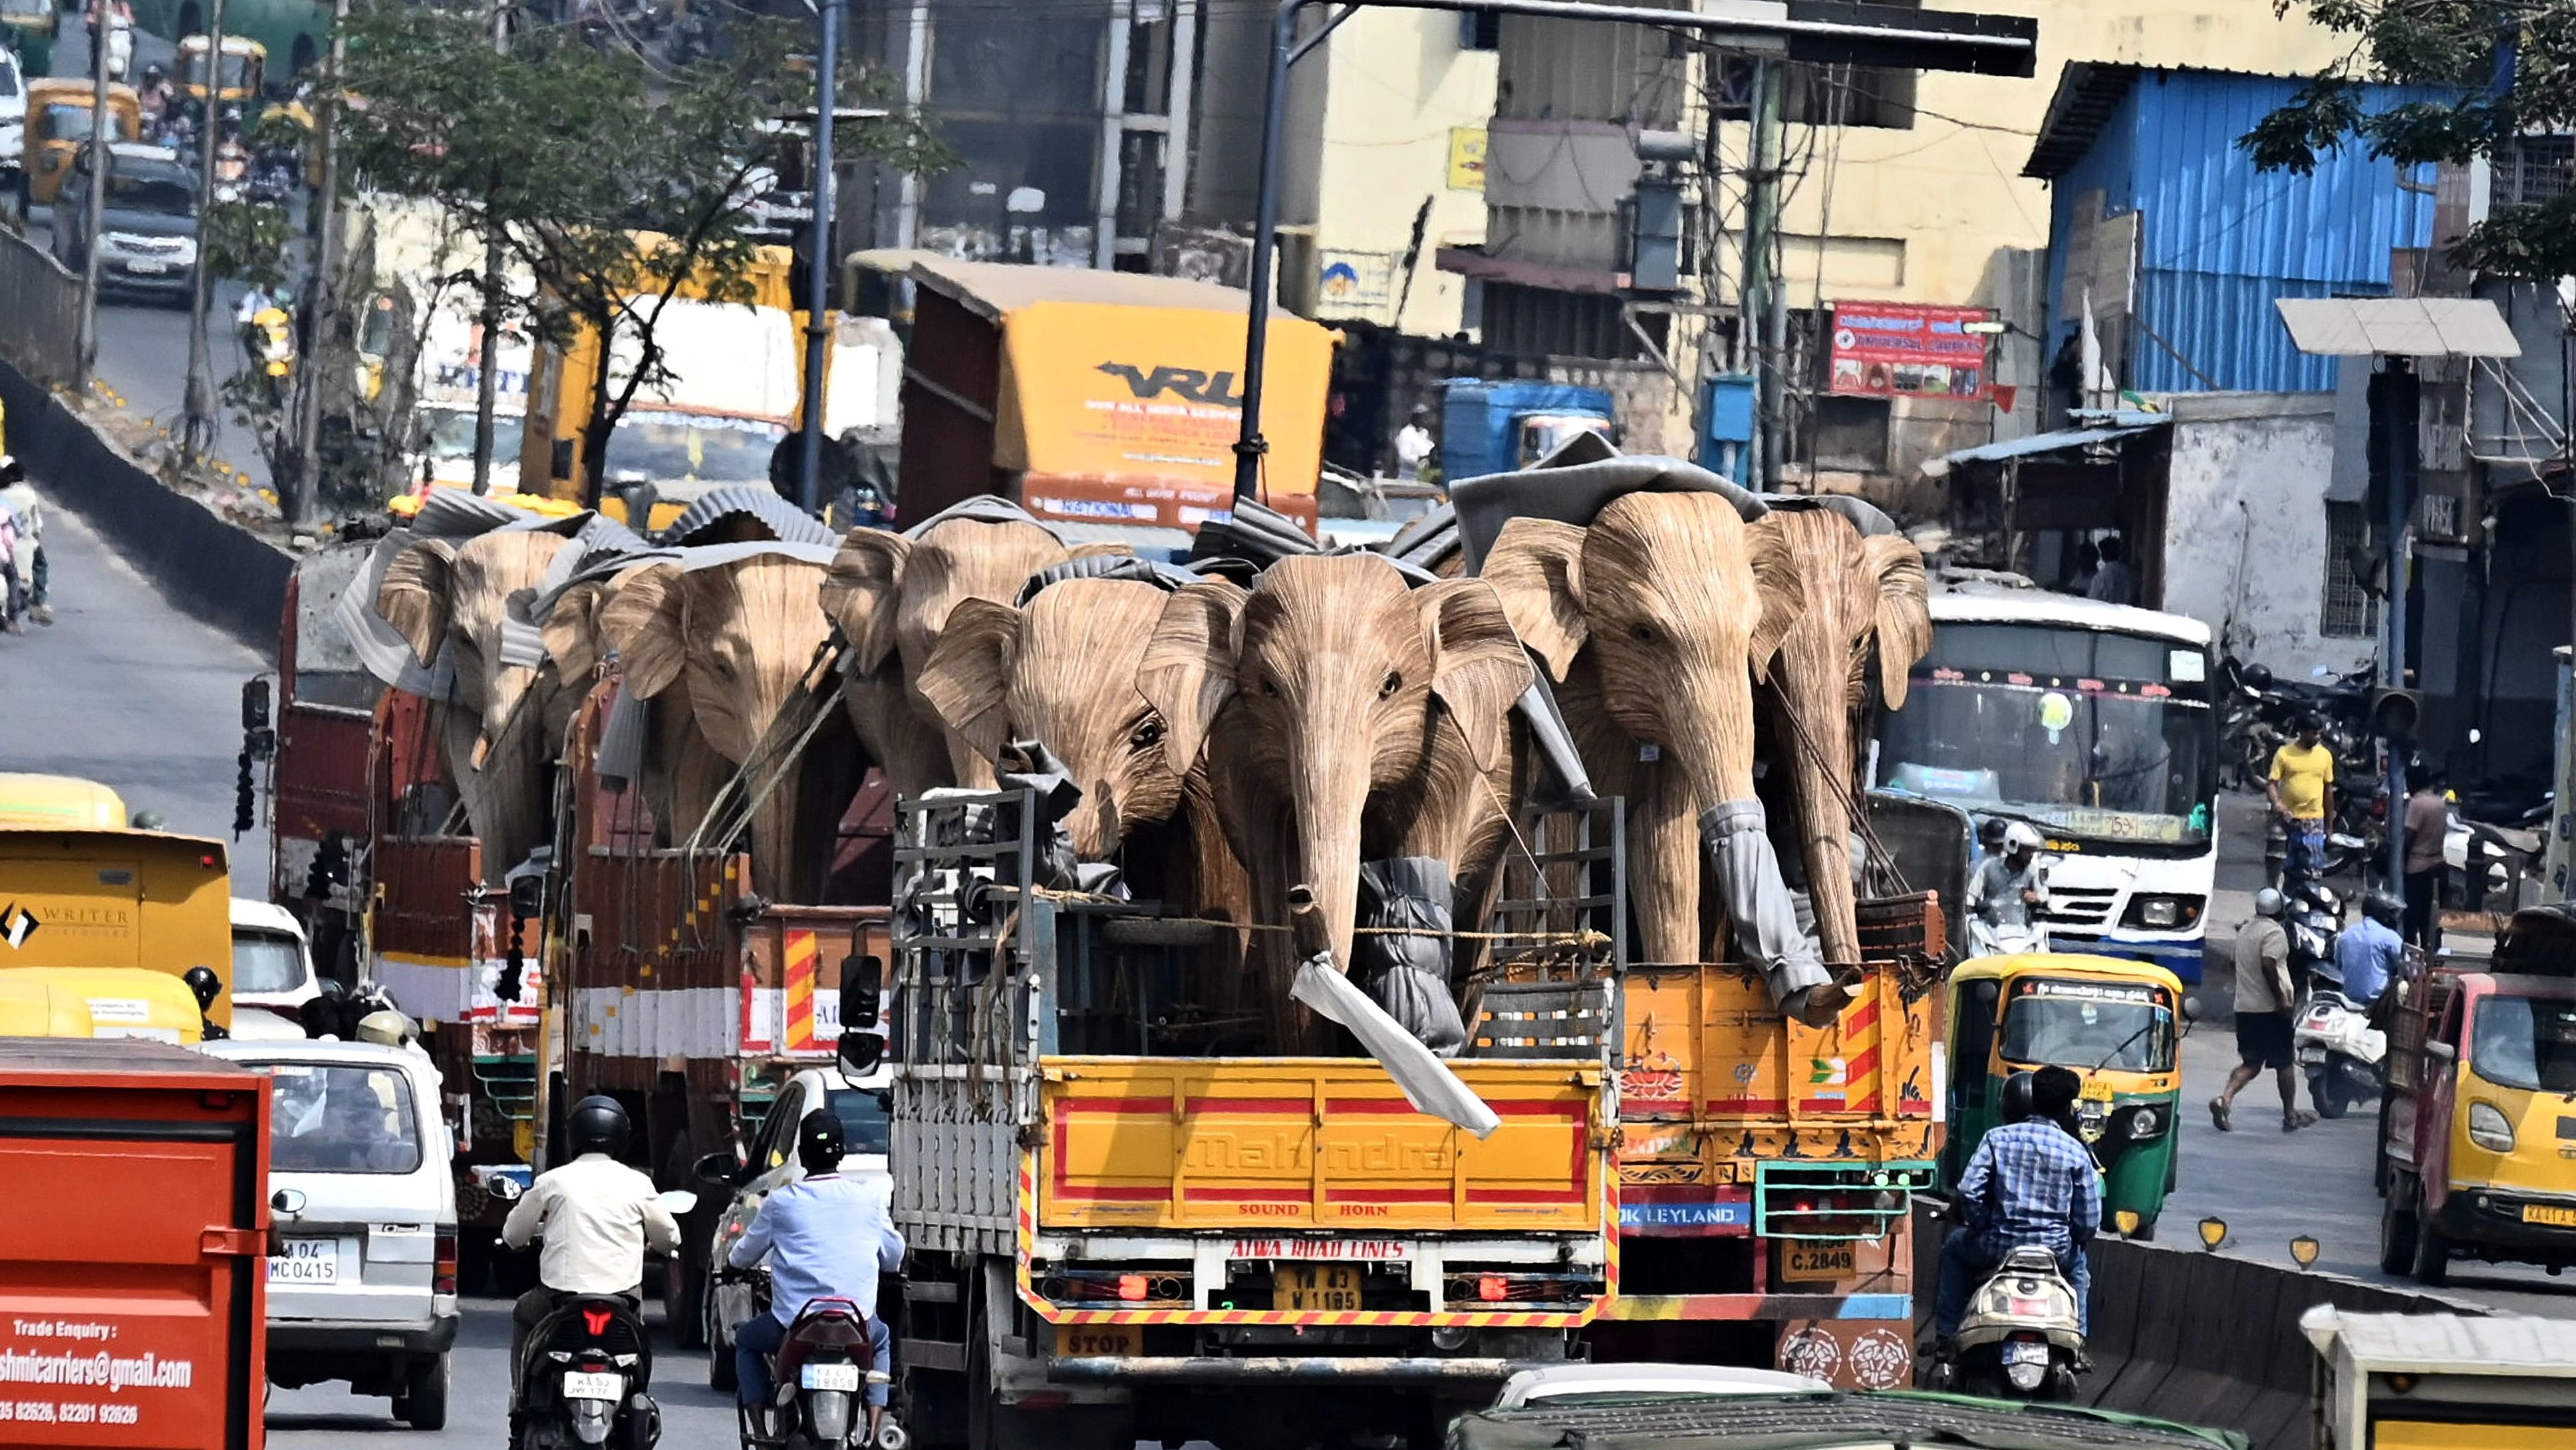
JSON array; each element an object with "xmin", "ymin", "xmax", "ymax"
[
  {"xmin": 0, "ymin": 967, "xmax": 206, "ymax": 1044},
  {"xmin": 22, "ymin": 78, "xmax": 141, "ymax": 209},
  {"xmin": 178, "ymin": 33, "xmax": 266, "ymax": 109}
]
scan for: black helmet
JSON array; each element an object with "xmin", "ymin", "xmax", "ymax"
[
  {"xmin": 1999, "ymin": 1070, "xmax": 2038, "ymax": 1123},
  {"xmin": 2365, "ymin": 890, "xmax": 2403, "ymax": 928},
  {"xmin": 143, "ymin": 62, "xmax": 165, "ymax": 82},
  {"xmin": 0, "ymin": 454, "xmax": 21, "ymax": 486},
  {"xmin": 565, "ymin": 1094, "xmax": 631, "ymax": 1159},
  {"xmin": 795, "ymin": 1107, "xmax": 845, "ymax": 1177}
]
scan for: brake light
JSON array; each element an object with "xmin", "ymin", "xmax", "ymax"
[
  {"xmin": 1477, "ymin": 1276, "xmax": 1508, "ymax": 1302},
  {"xmin": 1117, "ymin": 1275, "xmax": 1148, "ymax": 1302},
  {"xmin": 582, "ymin": 1307, "xmax": 615, "ymax": 1336},
  {"xmin": 434, "ymin": 1231, "xmax": 457, "ymax": 1297}
]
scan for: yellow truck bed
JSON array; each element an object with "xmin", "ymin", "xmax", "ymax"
[{"xmin": 1038, "ymin": 1056, "xmax": 1607, "ymax": 1232}]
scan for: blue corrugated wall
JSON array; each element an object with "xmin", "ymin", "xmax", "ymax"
[{"xmin": 2041, "ymin": 69, "xmax": 2450, "ymax": 395}]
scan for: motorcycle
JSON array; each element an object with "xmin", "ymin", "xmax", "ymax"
[
  {"xmin": 210, "ymin": 139, "xmax": 251, "ymax": 205},
  {"xmin": 2284, "ymin": 879, "xmax": 2341, "ymax": 1000},
  {"xmin": 2293, "ymin": 960, "xmax": 2384, "ymax": 1121},
  {"xmin": 507, "ymin": 1188, "xmax": 697, "ymax": 1450},
  {"xmin": 1930, "ymin": 1244, "xmax": 2084, "ymax": 1401},
  {"xmin": 734, "ymin": 1286, "xmax": 902, "ymax": 1450},
  {"xmin": 1968, "ymin": 917, "xmax": 2049, "ymax": 958}
]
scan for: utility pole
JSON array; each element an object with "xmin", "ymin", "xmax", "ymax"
[
  {"xmin": 796, "ymin": 0, "xmax": 841, "ymax": 515},
  {"xmin": 1740, "ymin": 55, "xmax": 1785, "ymax": 490},
  {"xmin": 180, "ymin": 0, "xmax": 230, "ymax": 462},
  {"xmin": 470, "ymin": 0, "xmax": 508, "ymax": 495},
  {"xmin": 282, "ymin": 0, "xmax": 349, "ymax": 527},
  {"xmin": 71, "ymin": 0, "xmax": 114, "ymax": 396}
]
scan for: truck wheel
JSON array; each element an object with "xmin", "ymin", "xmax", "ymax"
[
  {"xmin": 397, "ymin": 1355, "xmax": 449, "ymax": 1431},
  {"xmin": 2411, "ymin": 1215, "xmax": 2452, "ymax": 1288},
  {"xmin": 1098, "ymin": 916, "xmax": 1224, "ymax": 948},
  {"xmin": 2380, "ymin": 1182, "xmax": 2420, "ymax": 1276}
]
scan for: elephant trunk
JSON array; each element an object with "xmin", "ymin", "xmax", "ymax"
[
  {"xmin": 1782, "ymin": 696, "xmax": 1864, "ymax": 967},
  {"xmin": 1288, "ymin": 736, "xmax": 1373, "ymax": 981}
]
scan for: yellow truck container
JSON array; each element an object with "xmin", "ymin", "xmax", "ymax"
[{"xmin": 0, "ymin": 779, "xmax": 235, "ymax": 1031}]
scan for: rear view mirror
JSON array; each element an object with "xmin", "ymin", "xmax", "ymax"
[
  {"xmin": 841, "ymin": 953, "xmax": 883, "ymax": 1030},
  {"xmin": 241, "ymin": 677, "xmax": 271, "ymax": 732},
  {"xmin": 507, "ymin": 872, "xmax": 544, "ymax": 922},
  {"xmin": 2426, "ymin": 1040, "xmax": 2456, "ymax": 1062},
  {"xmin": 657, "ymin": 1190, "xmax": 698, "ymax": 1217},
  {"xmin": 693, "ymin": 1150, "xmax": 744, "ymax": 1189},
  {"xmin": 1972, "ymin": 980, "xmax": 1999, "ymax": 1009},
  {"xmin": 2180, "ymin": 996, "xmax": 2204, "ymax": 1022},
  {"xmin": 837, "ymin": 1030, "xmax": 885, "ymax": 1078},
  {"xmin": 270, "ymin": 1187, "xmax": 307, "ymax": 1220}
]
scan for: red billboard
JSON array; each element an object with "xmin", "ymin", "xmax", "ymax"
[{"xmin": 1828, "ymin": 302, "xmax": 1993, "ymax": 401}]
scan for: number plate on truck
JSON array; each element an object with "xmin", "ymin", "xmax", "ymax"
[
  {"xmin": 268, "ymin": 1238, "xmax": 338, "ymax": 1284},
  {"xmin": 800, "ymin": 1362, "xmax": 862, "ymax": 1391},
  {"xmin": 1780, "ymin": 1242, "xmax": 1857, "ymax": 1282},
  {"xmin": 1275, "ymin": 1265, "xmax": 1361, "ymax": 1311},
  {"xmin": 2521, "ymin": 1203, "xmax": 2576, "ymax": 1227},
  {"xmin": 561, "ymin": 1370, "xmax": 623, "ymax": 1401},
  {"xmin": 1056, "ymin": 1326, "xmax": 1141, "ymax": 1358}
]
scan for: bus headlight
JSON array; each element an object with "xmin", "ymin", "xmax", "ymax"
[{"xmin": 2125, "ymin": 895, "xmax": 2203, "ymax": 931}]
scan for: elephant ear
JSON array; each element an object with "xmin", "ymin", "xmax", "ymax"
[
  {"xmin": 1417, "ymin": 579, "xmax": 1535, "ymax": 773},
  {"xmin": 1480, "ymin": 516, "xmax": 1589, "ymax": 678},
  {"xmin": 1745, "ymin": 515, "xmax": 1810, "ymax": 684},
  {"xmin": 1137, "ymin": 579, "xmax": 1248, "ymax": 778},
  {"xmin": 597, "ymin": 562, "xmax": 690, "ymax": 699},
  {"xmin": 1864, "ymin": 533, "xmax": 1933, "ymax": 708},
  {"xmin": 1067, "ymin": 541, "xmax": 1134, "ymax": 560},
  {"xmin": 541, "ymin": 577, "xmax": 616, "ymax": 682},
  {"xmin": 377, "ymin": 537, "xmax": 460, "ymax": 667},
  {"xmin": 822, "ymin": 528, "xmax": 911, "ymax": 673},
  {"xmin": 915, "ymin": 597, "xmax": 1024, "ymax": 765}
]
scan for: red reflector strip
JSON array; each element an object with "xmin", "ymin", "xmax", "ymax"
[
  {"xmin": 1477, "ymin": 1276, "xmax": 1508, "ymax": 1302},
  {"xmin": 1117, "ymin": 1275, "xmax": 1149, "ymax": 1302}
]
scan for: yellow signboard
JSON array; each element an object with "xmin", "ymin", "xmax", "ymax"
[
  {"xmin": 1448, "ymin": 127, "xmax": 1488, "ymax": 192},
  {"xmin": 994, "ymin": 300, "xmax": 1336, "ymax": 529}
]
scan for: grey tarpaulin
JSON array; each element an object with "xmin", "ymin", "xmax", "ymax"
[
  {"xmin": 900, "ymin": 493, "xmax": 1058, "ymax": 539},
  {"xmin": 659, "ymin": 484, "xmax": 841, "ymax": 547},
  {"xmin": 595, "ymin": 687, "xmax": 648, "ymax": 790},
  {"xmin": 1447, "ymin": 454, "xmax": 1768, "ymax": 573},
  {"xmin": 500, "ymin": 513, "xmax": 650, "ymax": 668},
  {"xmin": 1382, "ymin": 502, "xmax": 1459, "ymax": 573},
  {"xmin": 1187, "ymin": 496, "xmax": 1316, "ymax": 572},
  {"xmin": 1354, "ymin": 857, "xmax": 1469, "ymax": 1056},
  {"xmin": 336, "ymin": 533, "xmax": 456, "ymax": 700},
  {"xmin": 1761, "ymin": 492, "xmax": 1900, "ymax": 537},
  {"xmin": 1016, "ymin": 551, "xmax": 1200, "ymax": 605},
  {"xmin": 1701, "ymin": 800, "xmax": 1830, "ymax": 1004},
  {"xmin": 997, "ymin": 740, "xmax": 1125, "ymax": 897},
  {"xmin": 1292, "ymin": 956, "xmax": 1499, "ymax": 1137}
]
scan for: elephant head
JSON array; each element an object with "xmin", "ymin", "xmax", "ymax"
[
  {"xmin": 822, "ymin": 517, "xmax": 1114, "ymax": 796},
  {"xmin": 1137, "ymin": 554, "xmax": 1531, "ymax": 994},
  {"xmin": 599, "ymin": 553, "xmax": 843, "ymax": 898},
  {"xmin": 1749, "ymin": 507, "xmax": 1932, "ymax": 966},
  {"xmin": 1483, "ymin": 490, "xmax": 1831, "ymax": 1010},
  {"xmin": 376, "ymin": 529, "xmax": 577, "ymax": 881}
]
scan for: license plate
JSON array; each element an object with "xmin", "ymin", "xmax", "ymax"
[
  {"xmin": 1274, "ymin": 1264, "xmax": 1361, "ymax": 1312},
  {"xmin": 2003, "ymin": 1341, "xmax": 2051, "ymax": 1366},
  {"xmin": 2521, "ymin": 1203, "xmax": 2576, "ymax": 1227},
  {"xmin": 267, "ymin": 1238, "xmax": 338, "ymax": 1284},
  {"xmin": 2299, "ymin": 1048, "xmax": 2327, "ymax": 1064},
  {"xmin": 1779, "ymin": 1242, "xmax": 1856, "ymax": 1283},
  {"xmin": 799, "ymin": 1362, "xmax": 861, "ymax": 1392},
  {"xmin": 2080, "ymin": 1078, "xmax": 2113, "ymax": 1101},
  {"xmin": 1056, "ymin": 1325, "xmax": 1141, "ymax": 1358},
  {"xmin": 561, "ymin": 1370, "xmax": 622, "ymax": 1401},
  {"xmin": 122, "ymin": 258, "xmax": 170, "ymax": 275}
]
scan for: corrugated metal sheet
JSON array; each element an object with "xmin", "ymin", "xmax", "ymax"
[
  {"xmin": 1494, "ymin": 5, "xmax": 1685, "ymax": 126},
  {"xmin": 2041, "ymin": 69, "xmax": 2452, "ymax": 395}
]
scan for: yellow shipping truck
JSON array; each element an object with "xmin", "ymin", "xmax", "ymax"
[
  {"xmin": 0, "ymin": 774, "xmax": 235, "ymax": 1032},
  {"xmin": 885, "ymin": 793, "xmax": 1618, "ymax": 1450}
]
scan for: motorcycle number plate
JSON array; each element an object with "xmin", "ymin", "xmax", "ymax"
[
  {"xmin": 561, "ymin": 1371, "xmax": 622, "ymax": 1401},
  {"xmin": 2002, "ymin": 1342, "xmax": 2051, "ymax": 1367},
  {"xmin": 800, "ymin": 1362, "xmax": 863, "ymax": 1392},
  {"xmin": 2298, "ymin": 1048, "xmax": 2326, "ymax": 1064}
]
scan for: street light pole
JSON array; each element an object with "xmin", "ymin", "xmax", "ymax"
[
  {"xmin": 282, "ymin": 0, "xmax": 350, "ymax": 527},
  {"xmin": 71, "ymin": 0, "xmax": 114, "ymax": 396},
  {"xmin": 470, "ymin": 0, "xmax": 508, "ymax": 495},
  {"xmin": 181, "ymin": 0, "xmax": 230, "ymax": 462},
  {"xmin": 797, "ymin": 0, "xmax": 841, "ymax": 516}
]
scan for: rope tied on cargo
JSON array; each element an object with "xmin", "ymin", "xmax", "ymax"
[{"xmin": 1004, "ymin": 885, "xmax": 1612, "ymax": 948}]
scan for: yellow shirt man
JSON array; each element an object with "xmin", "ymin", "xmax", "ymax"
[{"xmin": 2269, "ymin": 737, "xmax": 2336, "ymax": 823}]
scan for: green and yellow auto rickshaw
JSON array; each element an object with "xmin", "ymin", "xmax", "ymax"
[
  {"xmin": 2, "ymin": 0, "xmax": 58, "ymax": 88},
  {"xmin": 1941, "ymin": 953, "xmax": 2192, "ymax": 1239}
]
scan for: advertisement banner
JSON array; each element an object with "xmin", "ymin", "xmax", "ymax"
[{"xmin": 1828, "ymin": 302, "xmax": 1992, "ymax": 401}]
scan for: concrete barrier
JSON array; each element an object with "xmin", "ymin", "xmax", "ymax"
[
  {"xmin": 0, "ymin": 350, "xmax": 289, "ymax": 652},
  {"xmin": 0, "ymin": 226, "xmax": 82, "ymax": 389},
  {"xmin": 1913, "ymin": 1204, "xmax": 2479, "ymax": 1450}
]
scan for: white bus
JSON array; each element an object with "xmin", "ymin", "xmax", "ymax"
[{"xmin": 1874, "ymin": 583, "xmax": 2221, "ymax": 982}]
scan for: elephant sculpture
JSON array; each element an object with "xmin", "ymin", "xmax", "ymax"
[
  {"xmin": 375, "ymin": 528, "xmax": 580, "ymax": 885},
  {"xmin": 597, "ymin": 549, "xmax": 859, "ymax": 902},
  {"xmin": 1749, "ymin": 503, "xmax": 1932, "ymax": 968},
  {"xmin": 1478, "ymin": 481, "xmax": 1849, "ymax": 1022},
  {"xmin": 1137, "ymin": 553, "xmax": 1533, "ymax": 1052}
]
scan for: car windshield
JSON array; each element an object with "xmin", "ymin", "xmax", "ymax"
[
  {"xmin": 827, "ymin": 1086, "xmax": 893, "ymax": 1155},
  {"xmin": 231, "ymin": 931, "xmax": 307, "ymax": 994},
  {"xmin": 0, "ymin": 0, "xmax": 43, "ymax": 21},
  {"xmin": 2470, "ymin": 994, "xmax": 2576, "ymax": 1093},
  {"xmin": 1878, "ymin": 622, "xmax": 2218, "ymax": 847},
  {"xmin": 2000, "ymin": 978, "xmax": 2176, "ymax": 1073},
  {"xmin": 419, "ymin": 407, "xmax": 527, "ymax": 462},
  {"xmin": 43, "ymin": 105, "xmax": 132, "ymax": 142},
  {"xmin": 600, "ymin": 410, "xmax": 782, "ymax": 485},
  {"xmin": 267, "ymin": 1064, "xmax": 423, "ymax": 1174},
  {"xmin": 106, "ymin": 171, "xmax": 196, "ymax": 216}
]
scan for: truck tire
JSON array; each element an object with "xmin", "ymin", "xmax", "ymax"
[
  {"xmin": 2380, "ymin": 1179, "xmax": 2420, "ymax": 1276},
  {"xmin": 2410, "ymin": 1212, "xmax": 2452, "ymax": 1288},
  {"xmin": 397, "ymin": 1354, "xmax": 449, "ymax": 1431},
  {"xmin": 1098, "ymin": 916, "xmax": 1225, "ymax": 948}
]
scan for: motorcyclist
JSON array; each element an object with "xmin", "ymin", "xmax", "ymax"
[
  {"xmin": 499, "ymin": 1095, "xmax": 679, "ymax": 1437},
  {"xmin": 136, "ymin": 62, "xmax": 174, "ymax": 127},
  {"xmin": 2333, "ymin": 889, "xmax": 2404, "ymax": 1008},
  {"xmin": 728, "ymin": 1109, "xmax": 904, "ymax": 1438},
  {"xmin": 1936, "ymin": 1065, "xmax": 2096, "ymax": 1347},
  {"xmin": 0, "ymin": 455, "xmax": 51, "ymax": 626},
  {"xmin": 1967, "ymin": 821, "xmax": 2049, "ymax": 941}
]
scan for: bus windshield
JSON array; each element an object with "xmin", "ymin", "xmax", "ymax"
[{"xmin": 1878, "ymin": 621, "xmax": 2217, "ymax": 848}]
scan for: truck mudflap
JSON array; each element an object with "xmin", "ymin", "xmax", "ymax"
[{"xmin": 1047, "ymin": 1357, "xmax": 1540, "ymax": 1383}]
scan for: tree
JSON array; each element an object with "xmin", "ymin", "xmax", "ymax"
[
  {"xmin": 335, "ymin": 1, "xmax": 945, "ymax": 503},
  {"xmin": 2242, "ymin": 3, "xmax": 2576, "ymax": 288}
]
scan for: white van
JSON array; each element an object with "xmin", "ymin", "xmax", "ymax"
[
  {"xmin": 229, "ymin": 897, "xmax": 323, "ymax": 1038},
  {"xmin": 206, "ymin": 1038, "xmax": 459, "ymax": 1429}
]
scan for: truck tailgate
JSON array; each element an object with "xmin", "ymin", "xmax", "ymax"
[{"xmin": 1040, "ymin": 1057, "xmax": 1604, "ymax": 1232}]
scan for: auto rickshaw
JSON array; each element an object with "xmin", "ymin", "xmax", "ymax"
[
  {"xmin": 1941, "ymin": 953, "xmax": 2191, "ymax": 1239},
  {"xmin": 178, "ymin": 34, "xmax": 265, "ymax": 110},
  {"xmin": 2, "ymin": 0, "xmax": 59, "ymax": 86},
  {"xmin": 21, "ymin": 78, "xmax": 141, "ymax": 208}
]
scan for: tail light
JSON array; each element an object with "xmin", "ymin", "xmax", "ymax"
[
  {"xmin": 1477, "ymin": 1276, "xmax": 1508, "ymax": 1302},
  {"xmin": 583, "ymin": 1306, "xmax": 615, "ymax": 1337},
  {"xmin": 434, "ymin": 1230, "xmax": 458, "ymax": 1297}
]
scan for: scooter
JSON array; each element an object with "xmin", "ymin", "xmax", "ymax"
[
  {"xmin": 2294, "ymin": 960, "xmax": 2384, "ymax": 1121},
  {"xmin": 506, "ymin": 1187, "xmax": 697, "ymax": 1449},
  {"xmin": 1968, "ymin": 917, "xmax": 2049, "ymax": 958},
  {"xmin": 736, "ymin": 1292, "xmax": 903, "ymax": 1450},
  {"xmin": 1939, "ymin": 1245, "xmax": 2085, "ymax": 1402},
  {"xmin": 2284, "ymin": 879, "xmax": 2341, "ymax": 998}
]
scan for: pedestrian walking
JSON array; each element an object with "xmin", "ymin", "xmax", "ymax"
[
  {"xmin": 2401, "ymin": 763, "xmax": 2446, "ymax": 955},
  {"xmin": 0, "ymin": 456, "xmax": 51, "ymax": 626},
  {"xmin": 1393, "ymin": 406, "xmax": 1435, "ymax": 482},
  {"xmin": 0, "ymin": 493, "xmax": 23, "ymax": 636},
  {"xmin": 2210, "ymin": 888, "xmax": 2315, "ymax": 1133},
  {"xmin": 2266, "ymin": 712, "xmax": 2335, "ymax": 887}
]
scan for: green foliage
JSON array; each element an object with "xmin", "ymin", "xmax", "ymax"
[
  {"xmin": 204, "ymin": 198, "xmax": 292, "ymax": 293},
  {"xmin": 2246, "ymin": 1, "xmax": 2576, "ymax": 285}
]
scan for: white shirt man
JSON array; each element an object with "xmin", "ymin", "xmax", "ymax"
[
  {"xmin": 499, "ymin": 1149, "xmax": 679, "ymax": 1389},
  {"xmin": 1394, "ymin": 414, "xmax": 1435, "ymax": 481}
]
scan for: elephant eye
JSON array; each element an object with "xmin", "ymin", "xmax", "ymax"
[
  {"xmin": 1378, "ymin": 670, "xmax": 1403, "ymax": 699},
  {"xmin": 1258, "ymin": 676, "xmax": 1280, "ymax": 698},
  {"xmin": 1129, "ymin": 715, "xmax": 1165, "ymax": 750},
  {"xmin": 1630, "ymin": 623, "xmax": 1657, "ymax": 645}
]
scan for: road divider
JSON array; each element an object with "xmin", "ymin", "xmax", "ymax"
[{"xmin": 0, "ymin": 228, "xmax": 80, "ymax": 391}]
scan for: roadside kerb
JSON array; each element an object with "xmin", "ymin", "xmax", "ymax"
[{"xmin": 0, "ymin": 224, "xmax": 82, "ymax": 388}]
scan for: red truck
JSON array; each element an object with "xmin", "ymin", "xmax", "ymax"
[{"xmin": 0, "ymin": 1038, "xmax": 274, "ymax": 1450}]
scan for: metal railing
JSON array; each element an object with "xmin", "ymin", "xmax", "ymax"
[{"xmin": 0, "ymin": 224, "xmax": 82, "ymax": 389}]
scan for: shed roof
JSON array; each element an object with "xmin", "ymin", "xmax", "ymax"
[
  {"xmin": 2025, "ymin": 61, "xmax": 2142, "ymax": 179},
  {"xmin": 891, "ymin": 255, "xmax": 1264, "ymax": 323}
]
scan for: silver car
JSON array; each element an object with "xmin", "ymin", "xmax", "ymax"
[{"xmin": 207, "ymin": 1039, "xmax": 460, "ymax": 1429}]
